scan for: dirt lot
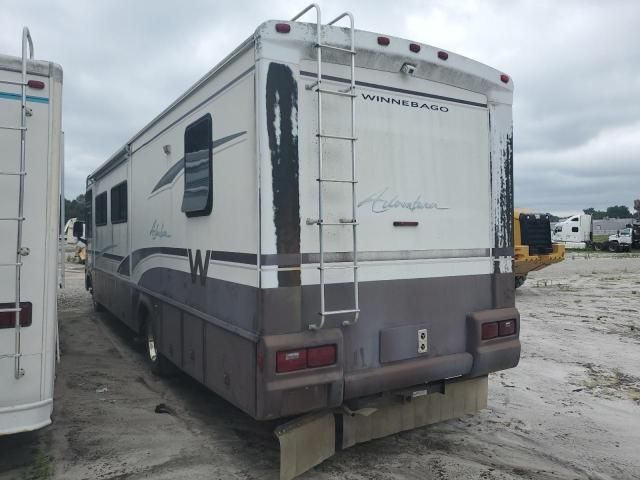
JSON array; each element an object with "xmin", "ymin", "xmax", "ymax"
[{"xmin": 1, "ymin": 254, "xmax": 639, "ymax": 480}]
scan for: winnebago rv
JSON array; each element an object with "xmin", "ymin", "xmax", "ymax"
[
  {"xmin": 0, "ymin": 28, "xmax": 63, "ymax": 434},
  {"xmin": 85, "ymin": 5, "xmax": 518, "ymax": 476}
]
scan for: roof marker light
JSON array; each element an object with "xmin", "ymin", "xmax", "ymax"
[
  {"xmin": 27, "ymin": 80, "xmax": 45, "ymax": 89},
  {"xmin": 437, "ymin": 51, "xmax": 449, "ymax": 61},
  {"xmin": 500, "ymin": 74, "xmax": 510, "ymax": 83},
  {"xmin": 275, "ymin": 23, "xmax": 291, "ymax": 33},
  {"xmin": 409, "ymin": 43, "xmax": 421, "ymax": 53},
  {"xmin": 377, "ymin": 36, "xmax": 390, "ymax": 46}
]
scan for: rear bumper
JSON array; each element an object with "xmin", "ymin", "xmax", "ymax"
[
  {"xmin": 257, "ymin": 307, "xmax": 520, "ymax": 420},
  {"xmin": 0, "ymin": 398, "xmax": 52, "ymax": 435}
]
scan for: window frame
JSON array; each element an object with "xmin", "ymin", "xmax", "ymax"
[
  {"xmin": 85, "ymin": 189, "xmax": 93, "ymax": 237},
  {"xmin": 182, "ymin": 114, "xmax": 213, "ymax": 218},
  {"xmin": 110, "ymin": 180, "xmax": 128, "ymax": 224},
  {"xmin": 95, "ymin": 191, "xmax": 108, "ymax": 227}
]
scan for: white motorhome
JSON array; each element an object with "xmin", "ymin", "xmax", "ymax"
[
  {"xmin": 85, "ymin": 6, "xmax": 518, "ymax": 476},
  {"xmin": 0, "ymin": 29, "xmax": 63, "ymax": 434}
]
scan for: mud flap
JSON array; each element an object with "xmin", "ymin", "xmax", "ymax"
[
  {"xmin": 275, "ymin": 411, "xmax": 335, "ymax": 480},
  {"xmin": 340, "ymin": 375, "xmax": 488, "ymax": 448},
  {"xmin": 274, "ymin": 376, "xmax": 488, "ymax": 479}
]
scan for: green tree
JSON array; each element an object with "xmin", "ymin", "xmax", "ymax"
[
  {"xmin": 605, "ymin": 205, "xmax": 632, "ymax": 218},
  {"xmin": 65, "ymin": 193, "xmax": 86, "ymax": 221}
]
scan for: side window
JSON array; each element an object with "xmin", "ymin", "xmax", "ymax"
[
  {"xmin": 572, "ymin": 227, "xmax": 579, "ymax": 233},
  {"xmin": 182, "ymin": 114, "xmax": 212, "ymax": 217},
  {"xmin": 85, "ymin": 190, "xmax": 93, "ymax": 237},
  {"xmin": 110, "ymin": 181, "xmax": 128, "ymax": 224},
  {"xmin": 95, "ymin": 192, "xmax": 108, "ymax": 226},
  {"xmin": 571, "ymin": 217, "xmax": 579, "ymax": 222}
]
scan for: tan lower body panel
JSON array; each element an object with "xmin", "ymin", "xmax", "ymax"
[{"xmin": 275, "ymin": 376, "xmax": 488, "ymax": 479}]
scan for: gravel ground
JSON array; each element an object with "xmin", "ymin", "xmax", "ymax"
[{"xmin": 0, "ymin": 254, "xmax": 639, "ymax": 480}]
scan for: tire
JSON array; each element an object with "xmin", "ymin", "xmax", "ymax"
[
  {"xmin": 608, "ymin": 241, "xmax": 619, "ymax": 253},
  {"xmin": 92, "ymin": 294, "xmax": 104, "ymax": 312},
  {"xmin": 145, "ymin": 318, "xmax": 174, "ymax": 376},
  {"xmin": 594, "ymin": 243, "xmax": 604, "ymax": 251},
  {"xmin": 515, "ymin": 275, "xmax": 527, "ymax": 289}
]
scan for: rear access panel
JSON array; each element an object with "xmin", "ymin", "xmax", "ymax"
[{"xmin": 379, "ymin": 323, "xmax": 429, "ymax": 363}]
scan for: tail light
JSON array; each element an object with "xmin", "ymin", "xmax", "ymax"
[
  {"xmin": 276, "ymin": 349, "xmax": 307, "ymax": 372},
  {"xmin": 482, "ymin": 319, "xmax": 517, "ymax": 340},
  {"xmin": 276, "ymin": 344, "xmax": 337, "ymax": 373},
  {"xmin": 307, "ymin": 345, "xmax": 336, "ymax": 368},
  {"xmin": 0, "ymin": 302, "xmax": 32, "ymax": 328}
]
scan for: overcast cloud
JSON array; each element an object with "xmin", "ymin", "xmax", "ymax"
[{"xmin": 1, "ymin": 0, "xmax": 638, "ymax": 216}]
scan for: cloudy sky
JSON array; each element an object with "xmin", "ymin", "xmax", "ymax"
[{"xmin": 1, "ymin": 0, "xmax": 638, "ymax": 216}]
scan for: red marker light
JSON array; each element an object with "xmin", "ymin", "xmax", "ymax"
[
  {"xmin": 275, "ymin": 23, "xmax": 291, "ymax": 33},
  {"xmin": 377, "ymin": 36, "xmax": 390, "ymax": 46},
  {"xmin": 27, "ymin": 80, "xmax": 45, "ymax": 89},
  {"xmin": 409, "ymin": 43, "xmax": 421, "ymax": 53},
  {"xmin": 438, "ymin": 51, "xmax": 449, "ymax": 61},
  {"xmin": 500, "ymin": 74, "xmax": 510, "ymax": 83}
]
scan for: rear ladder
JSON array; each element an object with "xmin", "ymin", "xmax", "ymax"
[
  {"xmin": 292, "ymin": 4, "xmax": 360, "ymax": 330},
  {"xmin": 0, "ymin": 27, "xmax": 34, "ymax": 379}
]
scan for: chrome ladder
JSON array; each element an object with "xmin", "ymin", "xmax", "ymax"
[
  {"xmin": 292, "ymin": 5, "xmax": 360, "ymax": 330},
  {"xmin": 0, "ymin": 27, "xmax": 34, "ymax": 379}
]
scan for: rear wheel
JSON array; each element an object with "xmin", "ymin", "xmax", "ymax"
[
  {"xmin": 145, "ymin": 318, "xmax": 174, "ymax": 376},
  {"xmin": 515, "ymin": 275, "xmax": 527, "ymax": 289}
]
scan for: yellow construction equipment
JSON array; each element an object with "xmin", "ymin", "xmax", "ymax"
[{"xmin": 513, "ymin": 210, "xmax": 565, "ymax": 288}]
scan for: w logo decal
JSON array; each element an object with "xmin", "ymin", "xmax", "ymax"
[{"xmin": 188, "ymin": 249, "xmax": 211, "ymax": 285}]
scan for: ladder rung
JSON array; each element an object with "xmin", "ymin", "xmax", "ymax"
[
  {"xmin": 316, "ymin": 44, "xmax": 356, "ymax": 55},
  {"xmin": 0, "ymin": 80, "xmax": 26, "ymax": 86},
  {"xmin": 318, "ymin": 264, "xmax": 358, "ymax": 270},
  {"xmin": 0, "ymin": 126, "xmax": 26, "ymax": 131},
  {"xmin": 0, "ymin": 308, "xmax": 21, "ymax": 313},
  {"xmin": 320, "ymin": 308, "xmax": 360, "ymax": 317},
  {"xmin": 0, "ymin": 171, "xmax": 26, "ymax": 176},
  {"xmin": 317, "ymin": 178, "xmax": 357, "ymax": 184},
  {"xmin": 0, "ymin": 217, "xmax": 25, "ymax": 221},
  {"xmin": 318, "ymin": 220, "xmax": 357, "ymax": 226},
  {"xmin": 317, "ymin": 133, "xmax": 357, "ymax": 141},
  {"xmin": 316, "ymin": 88, "xmax": 356, "ymax": 98}
]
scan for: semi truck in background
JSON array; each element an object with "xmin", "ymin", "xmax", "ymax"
[
  {"xmin": 83, "ymin": 5, "xmax": 519, "ymax": 478},
  {"xmin": 552, "ymin": 213, "xmax": 633, "ymax": 252},
  {"xmin": 513, "ymin": 211, "xmax": 564, "ymax": 288},
  {"xmin": 0, "ymin": 28, "xmax": 63, "ymax": 435}
]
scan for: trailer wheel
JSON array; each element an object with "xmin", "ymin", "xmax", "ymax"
[
  {"xmin": 594, "ymin": 243, "xmax": 604, "ymax": 251},
  {"xmin": 515, "ymin": 275, "xmax": 527, "ymax": 289},
  {"xmin": 608, "ymin": 241, "xmax": 619, "ymax": 253},
  {"xmin": 92, "ymin": 294, "xmax": 104, "ymax": 312},
  {"xmin": 145, "ymin": 318, "xmax": 174, "ymax": 376}
]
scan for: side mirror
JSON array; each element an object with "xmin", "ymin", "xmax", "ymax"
[{"xmin": 73, "ymin": 221, "xmax": 85, "ymax": 239}]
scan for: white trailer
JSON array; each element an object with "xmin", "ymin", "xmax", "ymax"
[
  {"xmin": 85, "ymin": 5, "xmax": 518, "ymax": 477},
  {"xmin": 552, "ymin": 213, "xmax": 632, "ymax": 251},
  {"xmin": 0, "ymin": 28, "xmax": 63, "ymax": 434}
]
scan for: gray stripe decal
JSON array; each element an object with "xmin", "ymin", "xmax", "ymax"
[
  {"xmin": 300, "ymin": 71, "xmax": 488, "ymax": 108},
  {"xmin": 150, "ymin": 131, "xmax": 247, "ymax": 194},
  {"xmin": 262, "ymin": 248, "xmax": 492, "ymax": 267},
  {"xmin": 492, "ymin": 247, "xmax": 514, "ymax": 257}
]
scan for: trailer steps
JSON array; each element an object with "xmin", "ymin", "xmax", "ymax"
[
  {"xmin": 291, "ymin": 4, "xmax": 360, "ymax": 330},
  {"xmin": 0, "ymin": 27, "xmax": 34, "ymax": 379}
]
